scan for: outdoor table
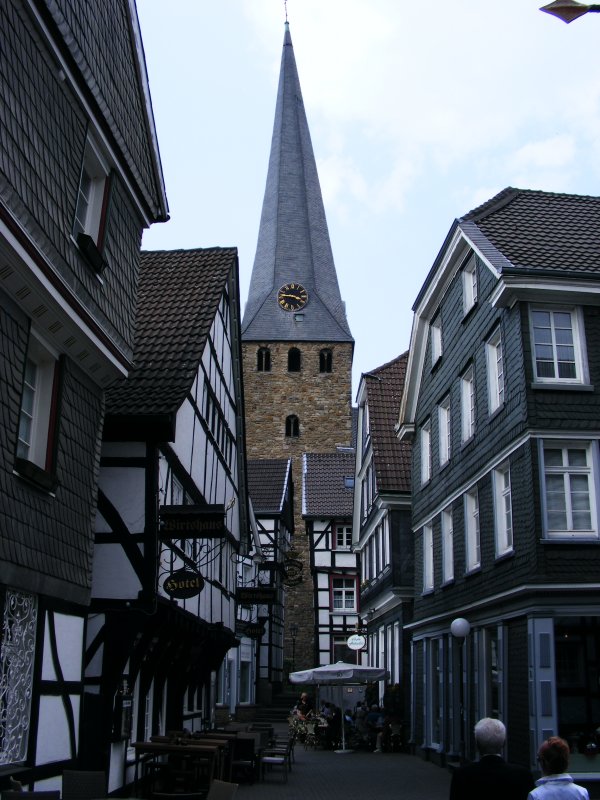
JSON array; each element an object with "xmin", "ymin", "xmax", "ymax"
[{"xmin": 132, "ymin": 740, "xmax": 223, "ymax": 796}]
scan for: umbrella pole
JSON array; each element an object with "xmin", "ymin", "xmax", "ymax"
[{"xmin": 334, "ymin": 685, "xmax": 352, "ymax": 754}]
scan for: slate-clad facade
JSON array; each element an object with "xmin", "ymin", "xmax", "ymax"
[
  {"xmin": 242, "ymin": 22, "xmax": 354, "ymax": 673},
  {"xmin": 399, "ymin": 188, "xmax": 600, "ymax": 789},
  {"xmin": 0, "ymin": 0, "xmax": 166, "ymax": 784},
  {"xmin": 88, "ymin": 248, "xmax": 250, "ymax": 788},
  {"xmin": 354, "ymin": 355, "xmax": 413, "ymax": 717}
]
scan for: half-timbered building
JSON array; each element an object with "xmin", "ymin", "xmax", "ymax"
[
  {"xmin": 399, "ymin": 188, "xmax": 600, "ymax": 791},
  {"xmin": 303, "ymin": 451, "xmax": 360, "ymax": 667},
  {"xmin": 0, "ymin": 0, "xmax": 166, "ymax": 787},
  {"xmin": 354, "ymin": 354, "xmax": 413, "ymax": 714},
  {"xmin": 86, "ymin": 247, "xmax": 249, "ymax": 790},
  {"xmin": 244, "ymin": 459, "xmax": 293, "ymax": 702}
]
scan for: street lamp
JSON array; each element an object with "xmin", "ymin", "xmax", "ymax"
[
  {"xmin": 540, "ymin": 0, "xmax": 600, "ymax": 23},
  {"xmin": 451, "ymin": 617, "xmax": 471, "ymax": 763},
  {"xmin": 290, "ymin": 623, "xmax": 298, "ymax": 673}
]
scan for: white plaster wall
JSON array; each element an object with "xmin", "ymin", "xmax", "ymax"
[
  {"xmin": 98, "ymin": 467, "xmax": 145, "ymax": 532},
  {"xmin": 36, "ymin": 694, "xmax": 80, "ymax": 763},
  {"xmin": 41, "ymin": 612, "xmax": 84, "ymax": 682},
  {"xmin": 92, "ymin": 543, "xmax": 140, "ymax": 598}
]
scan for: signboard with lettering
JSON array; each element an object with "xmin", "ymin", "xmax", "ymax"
[
  {"xmin": 244, "ymin": 622, "xmax": 266, "ymax": 640},
  {"xmin": 163, "ymin": 569, "xmax": 205, "ymax": 599},
  {"xmin": 160, "ymin": 505, "xmax": 225, "ymax": 539},
  {"xmin": 236, "ymin": 587, "xmax": 277, "ymax": 605}
]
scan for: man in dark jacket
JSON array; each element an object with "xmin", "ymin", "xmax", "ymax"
[{"xmin": 449, "ymin": 718, "xmax": 535, "ymax": 800}]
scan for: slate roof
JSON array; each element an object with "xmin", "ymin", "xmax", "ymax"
[
  {"xmin": 106, "ymin": 247, "xmax": 237, "ymax": 417},
  {"xmin": 414, "ymin": 187, "xmax": 600, "ymax": 311},
  {"xmin": 247, "ymin": 459, "xmax": 292, "ymax": 515},
  {"xmin": 241, "ymin": 22, "xmax": 353, "ymax": 344},
  {"xmin": 365, "ymin": 353, "xmax": 412, "ymax": 494},
  {"xmin": 302, "ymin": 451, "xmax": 355, "ymax": 518}
]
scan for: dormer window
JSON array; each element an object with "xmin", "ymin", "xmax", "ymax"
[{"xmin": 288, "ymin": 347, "xmax": 301, "ymax": 372}]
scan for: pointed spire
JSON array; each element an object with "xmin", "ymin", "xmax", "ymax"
[{"xmin": 242, "ymin": 23, "xmax": 353, "ymax": 344}]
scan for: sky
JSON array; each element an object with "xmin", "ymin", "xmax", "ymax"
[{"xmin": 137, "ymin": 1, "xmax": 600, "ymax": 398}]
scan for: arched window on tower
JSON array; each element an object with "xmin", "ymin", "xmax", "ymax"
[
  {"xmin": 288, "ymin": 347, "xmax": 301, "ymax": 372},
  {"xmin": 285, "ymin": 415, "xmax": 300, "ymax": 438},
  {"xmin": 319, "ymin": 348, "xmax": 333, "ymax": 373},
  {"xmin": 257, "ymin": 346, "xmax": 271, "ymax": 372}
]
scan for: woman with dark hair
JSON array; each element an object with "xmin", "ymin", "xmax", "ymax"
[{"xmin": 529, "ymin": 736, "xmax": 589, "ymax": 799}]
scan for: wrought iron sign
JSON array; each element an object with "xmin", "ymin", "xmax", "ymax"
[
  {"xmin": 159, "ymin": 504, "xmax": 225, "ymax": 539},
  {"xmin": 163, "ymin": 568, "xmax": 205, "ymax": 599}
]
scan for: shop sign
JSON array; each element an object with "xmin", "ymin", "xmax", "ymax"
[
  {"xmin": 244, "ymin": 623, "xmax": 266, "ymax": 640},
  {"xmin": 163, "ymin": 569, "xmax": 204, "ymax": 599},
  {"xmin": 347, "ymin": 633, "xmax": 367, "ymax": 651},
  {"xmin": 160, "ymin": 505, "xmax": 225, "ymax": 538},
  {"xmin": 236, "ymin": 587, "xmax": 277, "ymax": 605}
]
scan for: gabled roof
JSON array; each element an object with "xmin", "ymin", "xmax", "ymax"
[
  {"xmin": 364, "ymin": 353, "xmax": 412, "ymax": 493},
  {"xmin": 106, "ymin": 247, "xmax": 237, "ymax": 420},
  {"xmin": 302, "ymin": 451, "xmax": 355, "ymax": 518},
  {"xmin": 401, "ymin": 188, "xmax": 600, "ymax": 431},
  {"xmin": 459, "ymin": 187, "xmax": 600, "ymax": 277},
  {"xmin": 247, "ymin": 458, "xmax": 292, "ymax": 515},
  {"xmin": 241, "ymin": 22, "xmax": 353, "ymax": 344}
]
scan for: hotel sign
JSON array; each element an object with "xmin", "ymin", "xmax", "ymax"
[
  {"xmin": 163, "ymin": 569, "xmax": 204, "ymax": 599},
  {"xmin": 160, "ymin": 505, "xmax": 225, "ymax": 539}
]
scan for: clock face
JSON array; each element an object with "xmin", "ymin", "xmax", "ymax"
[{"xmin": 277, "ymin": 283, "xmax": 308, "ymax": 311}]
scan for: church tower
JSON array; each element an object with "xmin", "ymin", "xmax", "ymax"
[{"xmin": 242, "ymin": 22, "xmax": 354, "ymax": 675}]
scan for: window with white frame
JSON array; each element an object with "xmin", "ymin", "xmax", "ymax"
[
  {"xmin": 441, "ymin": 507, "xmax": 454, "ymax": 583},
  {"xmin": 486, "ymin": 327, "xmax": 504, "ymax": 414},
  {"xmin": 438, "ymin": 395, "xmax": 451, "ymax": 466},
  {"xmin": 493, "ymin": 463, "xmax": 513, "ymax": 556},
  {"xmin": 464, "ymin": 488, "xmax": 481, "ymax": 571},
  {"xmin": 423, "ymin": 524, "xmax": 434, "ymax": 592},
  {"xmin": 461, "ymin": 365, "xmax": 475, "ymax": 443},
  {"xmin": 73, "ymin": 136, "xmax": 110, "ymax": 251},
  {"xmin": 530, "ymin": 307, "xmax": 586, "ymax": 384},
  {"xmin": 421, "ymin": 419, "xmax": 431, "ymax": 485},
  {"xmin": 542, "ymin": 441, "xmax": 596, "ymax": 537},
  {"xmin": 335, "ymin": 524, "xmax": 352, "ymax": 550},
  {"xmin": 431, "ymin": 316, "xmax": 442, "ymax": 366},
  {"xmin": 16, "ymin": 335, "xmax": 59, "ymax": 473},
  {"xmin": 332, "ymin": 577, "xmax": 356, "ymax": 611},
  {"xmin": 462, "ymin": 254, "xmax": 478, "ymax": 314}
]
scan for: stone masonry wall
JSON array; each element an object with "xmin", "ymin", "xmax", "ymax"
[{"xmin": 242, "ymin": 340, "xmax": 353, "ymax": 672}]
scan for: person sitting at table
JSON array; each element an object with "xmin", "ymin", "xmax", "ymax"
[{"xmin": 292, "ymin": 692, "xmax": 313, "ymax": 719}]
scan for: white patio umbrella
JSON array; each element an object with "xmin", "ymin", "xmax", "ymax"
[{"xmin": 289, "ymin": 661, "xmax": 389, "ymax": 753}]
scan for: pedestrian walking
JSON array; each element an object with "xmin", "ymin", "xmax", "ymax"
[
  {"xmin": 529, "ymin": 736, "xmax": 589, "ymax": 800},
  {"xmin": 449, "ymin": 717, "xmax": 535, "ymax": 800}
]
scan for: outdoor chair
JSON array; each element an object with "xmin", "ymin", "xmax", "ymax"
[
  {"xmin": 259, "ymin": 742, "xmax": 291, "ymax": 783},
  {"xmin": 228, "ymin": 736, "xmax": 257, "ymax": 784}
]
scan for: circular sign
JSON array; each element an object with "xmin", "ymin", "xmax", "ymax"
[
  {"xmin": 347, "ymin": 634, "xmax": 366, "ymax": 651},
  {"xmin": 163, "ymin": 569, "xmax": 204, "ymax": 599}
]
